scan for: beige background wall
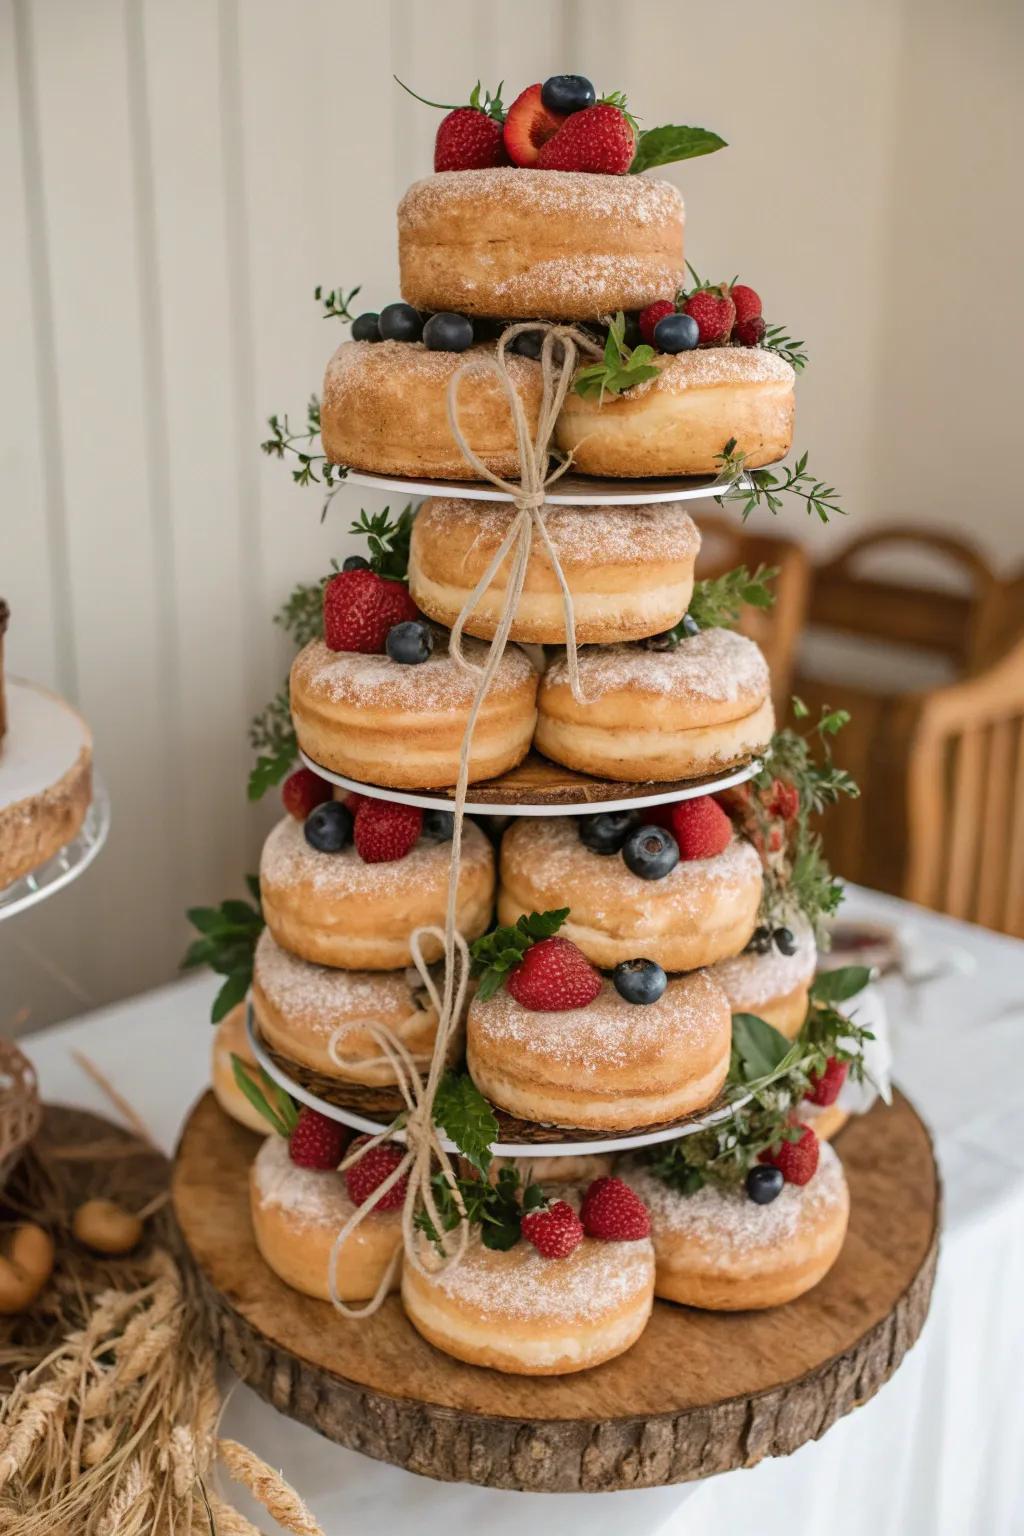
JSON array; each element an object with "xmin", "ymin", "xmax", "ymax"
[{"xmin": 2, "ymin": 0, "xmax": 1022, "ymax": 1031}]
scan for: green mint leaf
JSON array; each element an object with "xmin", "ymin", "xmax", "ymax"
[
  {"xmin": 630, "ymin": 124, "xmax": 727, "ymax": 174},
  {"xmin": 810, "ymin": 966, "xmax": 872, "ymax": 1004},
  {"xmin": 211, "ymin": 971, "xmax": 250, "ymax": 1023},
  {"xmin": 248, "ymin": 741, "xmax": 297, "ymax": 801},
  {"xmin": 432, "ymin": 1072, "xmax": 497, "ymax": 1175},
  {"xmin": 517, "ymin": 908, "xmax": 570, "ymax": 941},
  {"xmin": 730, "ymin": 1012, "xmax": 793, "ymax": 1082},
  {"xmin": 230, "ymin": 1054, "xmax": 289, "ymax": 1135}
]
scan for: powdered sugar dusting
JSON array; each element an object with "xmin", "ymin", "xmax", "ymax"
[
  {"xmin": 260, "ymin": 814, "xmax": 492, "ymax": 898},
  {"xmin": 419, "ymin": 498, "xmax": 700, "ymax": 569},
  {"xmin": 621, "ymin": 1141, "xmax": 846, "ymax": 1256},
  {"xmin": 322, "ymin": 339, "xmax": 540, "ymax": 413},
  {"xmin": 708, "ymin": 915, "xmax": 816, "ymax": 1008},
  {"xmin": 542, "ymin": 628, "xmax": 769, "ymax": 704},
  {"xmin": 254, "ymin": 929, "xmax": 429, "ymax": 1031},
  {"xmin": 626, "ymin": 345, "xmax": 796, "ymax": 400},
  {"xmin": 400, "ymin": 167, "xmax": 684, "ymax": 228},
  {"xmin": 293, "ymin": 634, "xmax": 535, "ymax": 712},
  {"xmin": 253, "ymin": 1134, "xmax": 354, "ymax": 1225}
]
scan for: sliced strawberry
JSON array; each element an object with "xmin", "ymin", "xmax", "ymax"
[{"xmin": 503, "ymin": 84, "xmax": 565, "ymax": 167}]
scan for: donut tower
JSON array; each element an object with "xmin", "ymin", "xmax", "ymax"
[{"xmin": 202, "ymin": 74, "xmax": 874, "ymax": 1379}]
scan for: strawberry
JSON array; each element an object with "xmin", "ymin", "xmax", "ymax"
[
  {"xmin": 281, "ymin": 767, "xmax": 333, "ymax": 821},
  {"xmin": 503, "ymin": 84, "xmax": 565, "ymax": 167},
  {"xmin": 766, "ymin": 779, "xmax": 800, "ymax": 823},
  {"xmin": 735, "ymin": 314, "xmax": 766, "ymax": 347},
  {"xmin": 520, "ymin": 1199, "xmax": 584, "ymax": 1259},
  {"xmin": 353, "ymin": 799, "xmax": 423, "ymax": 863},
  {"xmin": 729, "ymin": 283, "xmax": 763, "ymax": 327},
  {"xmin": 638, "ymin": 300, "xmax": 676, "ymax": 347},
  {"xmin": 345, "ymin": 1135, "xmax": 408, "ymax": 1211},
  {"xmin": 507, "ymin": 936, "xmax": 602, "ymax": 1013},
  {"xmin": 580, "ymin": 1176, "xmax": 651, "ymax": 1241},
  {"xmin": 682, "ymin": 287, "xmax": 736, "ymax": 346},
  {"xmin": 323, "ymin": 569, "xmax": 418, "ymax": 655},
  {"xmin": 288, "ymin": 1108, "xmax": 349, "ymax": 1170},
  {"xmin": 435, "ymin": 107, "xmax": 507, "ymax": 172},
  {"xmin": 536, "ymin": 103, "xmax": 635, "ymax": 174},
  {"xmin": 759, "ymin": 1124, "xmax": 820, "ymax": 1186},
  {"xmin": 668, "ymin": 796, "xmax": 733, "ymax": 861},
  {"xmin": 806, "ymin": 1058, "xmax": 848, "ymax": 1107}
]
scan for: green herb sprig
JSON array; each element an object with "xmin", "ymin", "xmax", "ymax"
[
  {"xmin": 573, "ymin": 313, "xmax": 660, "ymax": 402},
  {"xmin": 349, "ymin": 505, "xmax": 415, "ymax": 582},
  {"xmin": 182, "ymin": 879, "xmax": 264, "ymax": 1022},
  {"xmin": 230, "ymin": 1056, "xmax": 299, "ymax": 1138},
  {"xmin": 315, "ymin": 284, "xmax": 361, "ymax": 322},
  {"xmin": 261, "ymin": 395, "xmax": 346, "ymax": 490},
  {"xmin": 416, "ymin": 1164, "xmax": 548, "ymax": 1252},
  {"xmin": 714, "ymin": 440, "xmax": 844, "ymax": 524},
  {"xmin": 761, "ymin": 322, "xmax": 808, "ymax": 372},
  {"xmin": 394, "ymin": 76, "xmax": 506, "ymax": 123},
  {"xmin": 469, "ymin": 909, "xmax": 570, "ymax": 1001},
  {"xmin": 630, "ymin": 123, "xmax": 727, "ymax": 174}
]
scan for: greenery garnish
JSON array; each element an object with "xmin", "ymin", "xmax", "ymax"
[
  {"xmin": 350, "ymin": 505, "xmax": 415, "ymax": 581},
  {"xmin": 469, "ymin": 909, "xmax": 569, "ymax": 1001},
  {"xmin": 182, "ymin": 879, "xmax": 264, "ymax": 1022},
  {"xmin": 261, "ymin": 395, "xmax": 346, "ymax": 490},
  {"xmin": 248, "ymin": 686, "xmax": 299, "ymax": 801},
  {"xmin": 432, "ymin": 1072, "xmax": 499, "ymax": 1176},
  {"xmin": 573, "ymin": 312, "xmax": 661, "ymax": 402},
  {"xmin": 759, "ymin": 704, "xmax": 859, "ymax": 814},
  {"xmin": 761, "ymin": 322, "xmax": 808, "ymax": 372},
  {"xmin": 394, "ymin": 76, "xmax": 506, "ymax": 123},
  {"xmin": 230, "ymin": 1057, "xmax": 299, "ymax": 1138},
  {"xmin": 416, "ymin": 1164, "xmax": 547, "ymax": 1252},
  {"xmin": 714, "ymin": 440, "xmax": 844, "ymax": 524},
  {"xmin": 630, "ymin": 124, "xmax": 727, "ymax": 174},
  {"xmin": 314, "ymin": 284, "xmax": 361, "ymax": 322}
]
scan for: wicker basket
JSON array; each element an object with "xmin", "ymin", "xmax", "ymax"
[{"xmin": 0, "ymin": 1036, "xmax": 43, "ymax": 1191}]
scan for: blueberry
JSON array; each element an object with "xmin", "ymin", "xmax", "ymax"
[
  {"xmin": 378, "ymin": 301, "xmax": 423, "ymax": 343},
  {"xmin": 747, "ymin": 925, "xmax": 773, "ymax": 955},
  {"xmin": 653, "ymin": 312, "xmax": 700, "ymax": 353},
  {"xmin": 620, "ymin": 313, "xmax": 644, "ymax": 350},
  {"xmin": 422, "ymin": 808, "xmax": 455, "ymax": 842},
  {"xmin": 541, "ymin": 75, "xmax": 597, "ymax": 115},
  {"xmin": 342, "ymin": 554, "xmax": 369, "ymax": 572},
  {"xmin": 510, "ymin": 329, "xmax": 544, "ymax": 359},
  {"xmin": 578, "ymin": 810, "xmax": 636, "ymax": 855},
  {"xmin": 613, "ymin": 958, "xmax": 668, "ymax": 1006},
  {"xmin": 386, "ymin": 620, "xmax": 433, "ymax": 665},
  {"xmin": 773, "ymin": 926, "xmax": 797, "ymax": 956},
  {"xmin": 746, "ymin": 1165, "xmax": 784, "ymax": 1204},
  {"xmin": 351, "ymin": 311, "xmax": 381, "ymax": 342},
  {"xmin": 422, "ymin": 312, "xmax": 474, "ymax": 352},
  {"xmin": 622, "ymin": 824, "xmax": 680, "ymax": 880},
  {"xmin": 304, "ymin": 801, "xmax": 352, "ymax": 853}
]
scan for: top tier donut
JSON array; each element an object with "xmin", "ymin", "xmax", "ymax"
[{"xmin": 397, "ymin": 168, "xmax": 686, "ymax": 321}]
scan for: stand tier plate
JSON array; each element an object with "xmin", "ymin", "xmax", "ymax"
[{"xmin": 344, "ymin": 468, "xmax": 734, "ymax": 506}]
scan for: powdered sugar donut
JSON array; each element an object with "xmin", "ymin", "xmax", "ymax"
[
  {"xmin": 290, "ymin": 634, "xmax": 538, "ymax": 789},
  {"xmin": 467, "ymin": 971, "xmax": 731, "ymax": 1131},
  {"xmin": 259, "ymin": 815, "xmax": 494, "ymax": 969},
  {"xmin": 398, "ymin": 168, "xmax": 685, "ymax": 321},
  {"xmin": 402, "ymin": 1194, "xmax": 655, "ymax": 1374},
  {"xmin": 408, "ymin": 498, "xmax": 700, "ymax": 644},
  {"xmin": 320, "ymin": 340, "xmax": 542, "ymax": 480},
  {"xmin": 251, "ymin": 930, "xmax": 461, "ymax": 1085},
  {"xmin": 555, "ymin": 347, "xmax": 795, "ymax": 477},
  {"xmin": 535, "ymin": 628, "xmax": 773, "ymax": 782},
  {"xmin": 211, "ymin": 1004, "xmax": 268, "ymax": 1134},
  {"xmin": 498, "ymin": 817, "xmax": 762, "ymax": 971},
  {"xmin": 707, "ymin": 915, "xmax": 817, "ymax": 1039},
  {"xmin": 250, "ymin": 1134, "xmax": 402, "ymax": 1303},
  {"xmin": 802, "ymin": 1101, "xmax": 849, "ymax": 1143},
  {"xmin": 621, "ymin": 1143, "xmax": 849, "ymax": 1310}
]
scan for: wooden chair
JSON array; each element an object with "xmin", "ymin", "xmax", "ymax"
[{"xmin": 692, "ymin": 513, "xmax": 810, "ymax": 708}]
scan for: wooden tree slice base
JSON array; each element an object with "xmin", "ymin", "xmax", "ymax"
[{"xmin": 172, "ymin": 1089, "xmax": 940, "ymax": 1492}]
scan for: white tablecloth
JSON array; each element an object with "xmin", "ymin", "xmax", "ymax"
[{"xmin": 21, "ymin": 886, "xmax": 1024, "ymax": 1536}]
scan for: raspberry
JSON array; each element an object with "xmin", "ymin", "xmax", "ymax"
[
  {"xmin": 806, "ymin": 1058, "xmax": 848, "ymax": 1107},
  {"xmin": 638, "ymin": 300, "xmax": 676, "ymax": 346},
  {"xmin": 520, "ymin": 1199, "xmax": 584, "ymax": 1259},
  {"xmin": 579, "ymin": 1176, "xmax": 651, "ymax": 1241},
  {"xmin": 281, "ymin": 767, "xmax": 333, "ymax": 821},
  {"xmin": 507, "ymin": 936, "xmax": 602, "ymax": 1013},
  {"xmin": 353, "ymin": 799, "xmax": 423, "ymax": 863},
  {"xmin": 765, "ymin": 779, "xmax": 800, "ymax": 822},
  {"xmin": 735, "ymin": 314, "xmax": 767, "ymax": 347},
  {"xmin": 345, "ymin": 1136, "xmax": 408, "ymax": 1211},
  {"xmin": 288, "ymin": 1108, "xmax": 349, "ymax": 1170},
  {"xmin": 669, "ymin": 796, "xmax": 732, "ymax": 860},
  {"xmin": 729, "ymin": 283, "xmax": 763, "ymax": 326},
  {"xmin": 759, "ymin": 1124, "xmax": 820, "ymax": 1186},
  {"xmin": 323, "ymin": 569, "xmax": 418, "ymax": 654}
]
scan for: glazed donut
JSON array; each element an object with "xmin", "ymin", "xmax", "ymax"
[
  {"xmin": 250, "ymin": 1134, "xmax": 401, "ymax": 1303},
  {"xmin": 535, "ymin": 629, "xmax": 774, "ymax": 782},
  {"xmin": 402, "ymin": 1198, "xmax": 654, "ymax": 1374},
  {"xmin": 398, "ymin": 168, "xmax": 685, "ymax": 321},
  {"xmin": 621, "ymin": 1142, "xmax": 849, "ymax": 1310},
  {"xmin": 408, "ymin": 498, "xmax": 700, "ymax": 644},
  {"xmin": 211, "ymin": 1004, "xmax": 268, "ymax": 1134},
  {"xmin": 707, "ymin": 915, "xmax": 816, "ymax": 1040},
  {"xmin": 320, "ymin": 340, "xmax": 541, "ymax": 480},
  {"xmin": 251, "ymin": 929, "xmax": 460, "ymax": 1085},
  {"xmin": 290, "ymin": 634, "xmax": 538, "ymax": 789},
  {"xmin": 467, "ymin": 971, "xmax": 731, "ymax": 1131},
  {"xmin": 259, "ymin": 815, "xmax": 494, "ymax": 969},
  {"xmin": 802, "ymin": 1101, "xmax": 850, "ymax": 1143},
  {"xmin": 555, "ymin": 347, "xmax": 796, "ymax": 477},
  {"xmin": 498, "ymin": 817, "xmax": 762, "ymax": 971}
]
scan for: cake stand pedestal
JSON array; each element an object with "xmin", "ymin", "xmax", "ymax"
[{"xmin": 171, "ymin": 1089, "xmax": 939, "ymax": 1493}]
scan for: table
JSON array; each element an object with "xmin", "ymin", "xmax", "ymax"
[{"xmin": 21, "ymin": 887, "xmax": 1024, "ymax": 1536}]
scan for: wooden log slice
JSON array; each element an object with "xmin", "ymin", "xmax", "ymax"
[{"xmin": 172, "ymin": 1089, "xmax": 940, "ymax": 1492}]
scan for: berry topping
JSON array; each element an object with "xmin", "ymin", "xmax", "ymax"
[
  {"xmin": 386, "ymin": 619, "xmax": 434, "ymax": 665},
  {"xmin": 766, "ymin": 778, "xmax": 800, "ymax": 822},
  {"xmin": 745, "ymin": 1165, "xmax": 784, "ymax": 1204},
  {"xmin": 435, "ymin": 106, "xmax": 508, "ymax": 171},
  {"xmin": 729, "ymin": 283, "xmax": 763, "ymax": 327},
  {"xmin": 353, "ymin": 799, "xmax": 423, "ymax": 864},
  {"xmin": 351, "ymin": 312, "xmax": 381, "ymax": 343},
  {"xmin": 303, "ymin": 800, "xmax": 353, "ymax": 854},
  {"xmin": 579, "ymin": 1176, "xmax": 650, "ymax": 1241},
  {"xmin": 502, "ymin": 83, "xmax": 566, "ymax": 167},
  {"xmin": 735, "ymin": 314, "xmax": 767, "ymax": 347},
  {"xmin": 747, "ymin": 925, "xmax": 773, "ymax": 955},
  {"xmin": 422, "ymin": 808, "xmax": 455, "ymax": 842},
  {"xmin": 507, "ymin": 935, "xmax": 602, "ymax": 1013},
  {"xmin": 540, "ymin": 74, "xmax": 597, "ymax": 116},
  {"xmin": 653, "ymin": 311, "xmax": 700, "ymax": 353},
  {"xmin": 342, "ymin": 554, "xmax": 370, "ymax": 572},
  {"xmin": 622, "ymin": 824, "xmax": 680, "ymax": 880},
  {"xmin": 536, "ymin": 102, "xmax": 636, "ymax": 175},
  {"xmin": 681, "ymin": 287, "xmax": 736, "ymax": 346},
  {"xmin": 288, "ymin": 1107, "xmax": 349, "ymax": 1170},
  {"xmin": 378, "ymin": 302, "xmax": 423, "ymax": 343},
  {"xmin": 612, "ymin": 958, "xmax": 667, "ymax": 1006},
  {"xmin": 773, "ymin": 925, "xmax": 798, "ymax": 956},
  {"xmin": 282, "ymin": 766, "xmax": 333, "ymax": 822},
  {"xmin": 520, "ymin": 1198, "xmax": 585, "ymax": 1259},
  {"xmin": 806, "ymin": 1056, "xmax": 848, "ymax": 1107},
  {"xmin": 637, "ymin": 299, "xmax": 676, "ymax": 347},
  {"xmin": 345, "ymin": 1135, "xmax": 408, "ymax": 1211},
  {"xmin": 422, "ymin": 311, "xmax": 474, "ymax": 352},
  {"xmin": 323, "ymin": 567, "xmax": 418, "ymax": 655},
  {"xmin": 667, "ymin": 796, "xmax": 732, "ymax": 861},
  {"xmin": 578, "ymin": 809, "xmax": 636, "ymax": 855},
  {"xmin": 759, "ymin": 1124, "xmax": 820, "ymax": 1186},
  {"xmin": 509, "ymin": 328, "xmax": 546, "ymax": 359}
]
